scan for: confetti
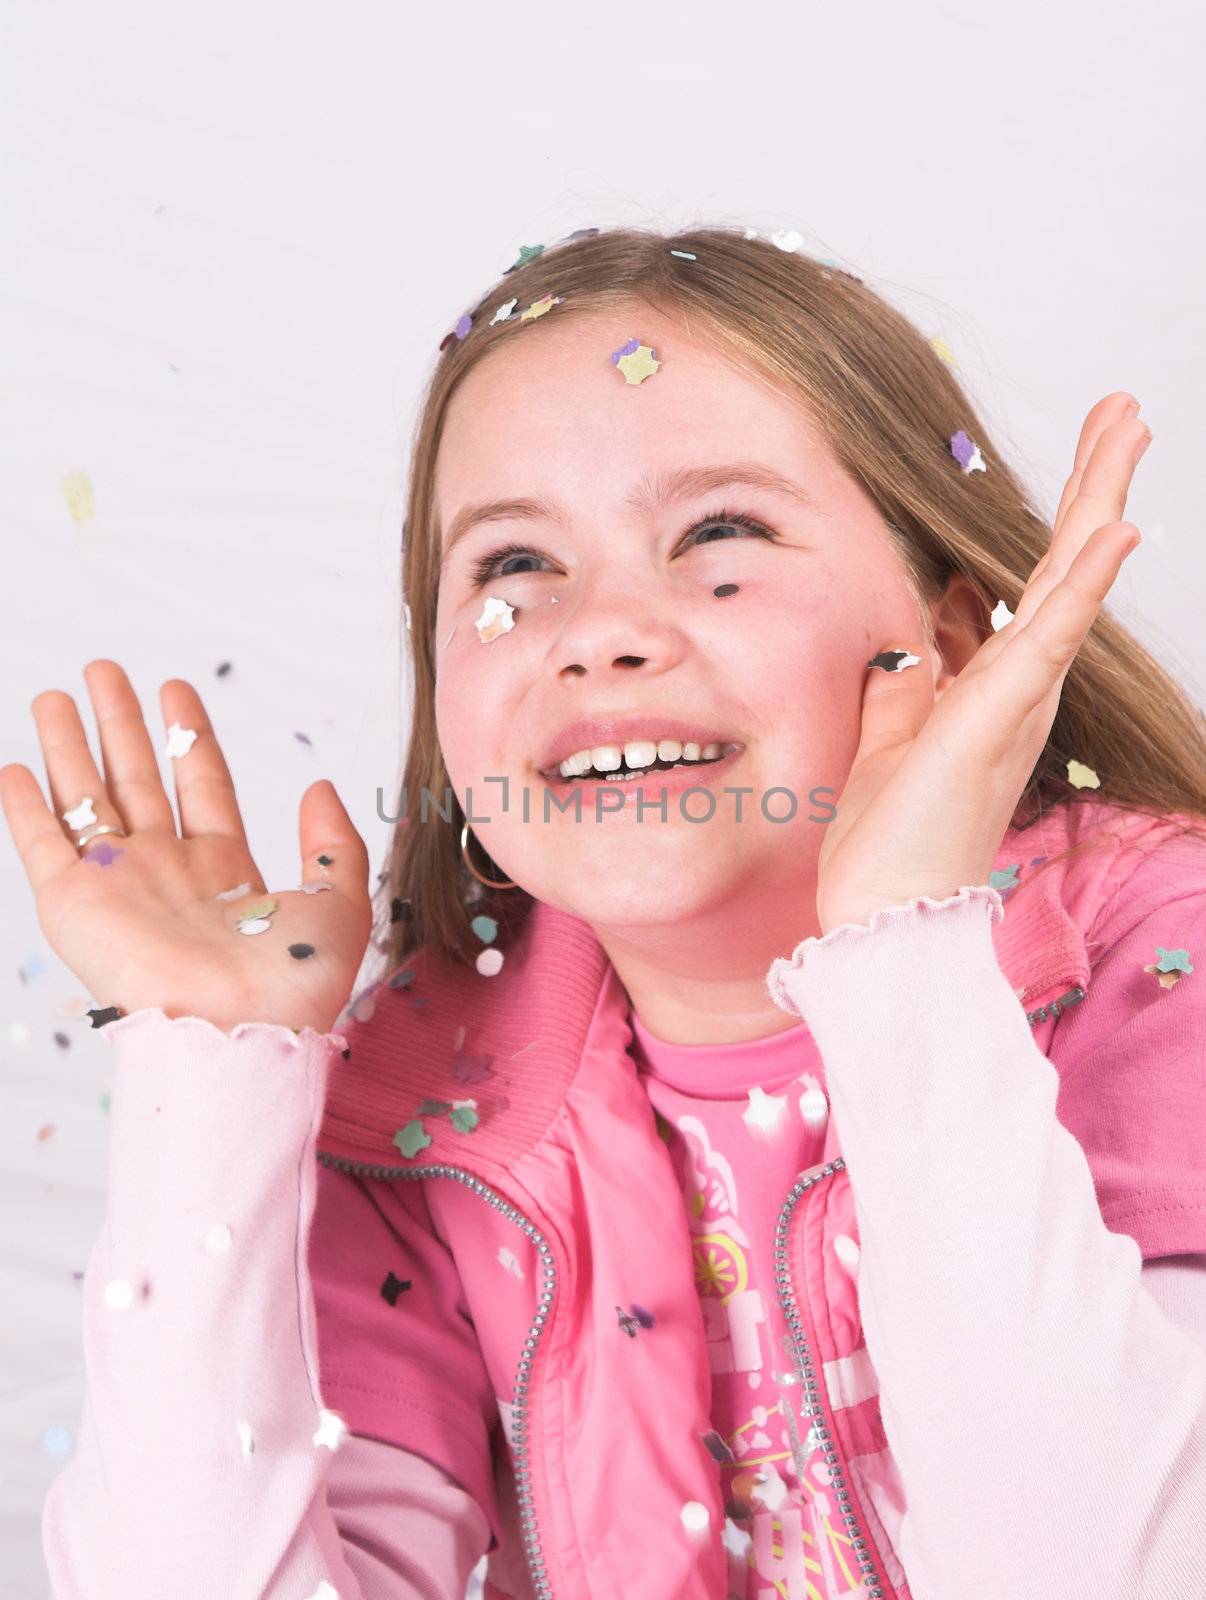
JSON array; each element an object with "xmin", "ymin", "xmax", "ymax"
[
  {"xmin": 312, "ymin": 1407, "xmax": 347, "ymax": 1450},
  {"xmin": 476, "ymin": 947, "xmax": 505, "ymax": 976},
  {"xmin": 302, "ymin": 1582, "xmax": 339, "ymax": 1600},
  {"xmin": 669, "ymin": 249, "xmax": 697, "ymax": 260},
  {"xmin": 491, "ymin": 297, "xmax": 518, "ymax": 325},
  {"xmin": 8, "ymin": 1021, "xmax": 30, "ymax": 1046},
  {"xmin": 471, "ymin": 914, "xmax": 498, "ymax": 943},
  {"xmin": 300, "ymin": 880, "xmax": 334, "ymax": 894},
  {"xmin": 381, "ymin": 1270, "xmax": 412, "ymax": 1306},
  {"xmin": 1066, "ymin": 759, "xmax": 1100, "ymax": 790},
  {"xmin": 216, "ymin": 661, "xmax": 233, "ymax": 677},
  {"xmin": 43, "ymin": 1424, "xmax": 73, "ymax": 1457},
  {"xmin": 289, "ymin": 943, "xmax": 316, "ymax": 960},
  {"xmin": 104, "ymin": 1279, "xmax": 134, "ymax": 1311},
  {"xmin": 713, "ymin": 583, "xmax": 739, "ymax": 597},
  {"xmin": 949, "ymin": 429, "xmax": 987, "ymax": 474},
  {"xmin": 317, "ymin": 854, "xmax": 334, "ymax": 867},
  {"xmin": 1143, "ymin": 946, "xmax": 1194, "ymax": 989},
  {"xmin": 216, "ymin": 882, "xmax": 254, "ymax": 901},
  {"xmin": 164, "ymin": 722, "xmax": 198, "ymax": 758},
  {"xmin": 62, "ymin": 796, "xmax": 98, "ymax": 831},
  {"xmin": 53, "ymin": 1030, "xmax": 70, "ymax": 1048},
  {"xmin": 37, "ymin": 1122, "xmax": 55, "ymax": 1141},
  {"xmin": 475, "ymin": 595, "xmax": 516, "ymax": 642},
  {"xmin": 681, "ymin": 1500, "xmax": 711, "ymax": 1533},
  {"xmin": 451, "ymin": 1046, "xmax": 495, "ymax": 1084},
  {"xmin": 294, "ymin": 731, "xmax": 312, "ymax": 746},
  {"xmin": 236, "ymin": 1418, "xmax": 255, "ymax": 1457},
  {"xmin": 990, "ymin": 599, "xmax": 1014, "ymax": 631},
  {"xmin": 238, "ymin": 918, "xmax": 272, "ymax": 936},
  {"xmin": 388, "ymin": 968, "xmax": 416, "ymax": 988},
  {"xmin": 81, "ymin": 840, "xmax": 124, "ymax": 867},
  {"xmin": 508, "ymin": 243, "xmax": 545, "ymax": 271},
  {"xmin": 930, "ymin": 334, "xmax": 958, "ymax": 366},
  {"xmin": 393, "ymin": 1120, "xmax": 432, "ymax": 1159},
  {"xmin": 86, "ymin": 1006, "xmax": 122, "ymax": 1028},
  {"xmin": 770, "ymin": 230, "xmax": 805, "ymax": 253},
  {"xmin": 519, "ymin": 292, "xmax": 565, "ymax": 322},
  {"xmin": 19, "ymin": 951, "xmax": 47, "ymax": 982},
  {"xmin": 867, "ymin": 649, "xmax": 921, "ymax": 672},
  {"xmin": 743, "ymin": 1085, "xmax": 787, "ymax": 1135},
  {"xmin": 615, "ymin": 1303, "xmax": 655, "ymax": 1337},
  {"xmin": 989, "ymin": 864, "xmax": 1021, "ymax": 892},
  {"xmin": 453, "ymin": 312, "xmax": 473, "ymax": 341},
  {"xmin": 497, "ymin": 1245, "xmax": 525, "ymax": 1279},
  {"xmin": 61, "ymin": 469, "xmax": 95, "ymax": 522},
  {"xmin": 610, "ymin": 337, "xmax": 660, "ymax": 386}
]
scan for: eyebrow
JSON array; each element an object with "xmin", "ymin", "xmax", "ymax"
[{"xmin": 438, "ymin": 462, "xmax": 818, "ymax": 568}]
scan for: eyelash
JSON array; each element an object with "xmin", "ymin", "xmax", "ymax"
[{"xmin": 468, "ymin": 507, "xmax": 775, "ymax": 587}]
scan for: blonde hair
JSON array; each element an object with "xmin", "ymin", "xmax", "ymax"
[{"xmin": 366, "ymin": 225, "xmax": 1206, "ymax": 979}]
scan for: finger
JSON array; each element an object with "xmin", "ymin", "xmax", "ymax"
[
  {"xmin": 298, "ymin": 780, "xmax": 371, "ymax": 910},
  {"xmin": 30, "ymin": 689, "xmax": 128, "ymax": 847},
  {"xmin": 1050, "ymin": 392, "xmax": 1139, "ymax": 540},
  {"xmin": 851, "ymin": 644, "xmax": 936, "ymax": 773},
  {"xmin": 980, "ymin": 522, "xmax": 1136, "ymax": 735},
  {"xmin": 1018, "ymin": 418, "xmax": 1149, "ymax": 631},
  {"xmin": 83, "ymin": 660, "xmax": 177, "ymax": 834},
  {"xmin": 0, "ymin": 763, "xmax": 81, "ymax": 894},
  {"xmin": 159, "ymin": 679, "xmax": 252, "ymax": 845}
]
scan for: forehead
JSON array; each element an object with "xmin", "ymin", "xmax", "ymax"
[{"xmin": 433, "ymin": 305, "xmax": 828, "ymax": 512}]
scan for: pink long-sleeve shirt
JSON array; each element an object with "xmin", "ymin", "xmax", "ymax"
[{"xmin": 42, "ymin": 830, "xmax": 1206, "ymax": 1598}]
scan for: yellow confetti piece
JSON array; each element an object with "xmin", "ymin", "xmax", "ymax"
[
  {"xmin": 930, "ymin": 334, "xmax": 958, "ymax": 367},
  {"xmin": 615, "ymin": 343, "xmax": 661, "ymax": 386},
  {"xmin": 1066, "ymin": 759, "xmax": 1100, "ymax": 790},
  {"xmin": 61, "ymin": 469, "xmax": 95, "ymax": 522},
  {"xmin": 519, "ymin": 292, "xmax": 565, "ymax": 322}
]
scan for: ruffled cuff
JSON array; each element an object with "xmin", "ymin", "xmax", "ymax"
[
  {"xmin": 765, "ymin": 882, "xmax": 1005, "ymax": 1018},
  {"xmin": 98, "ymin": 1004, "xmax": 348, "ymax": 1055}
]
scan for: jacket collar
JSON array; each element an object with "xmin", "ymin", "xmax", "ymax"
[{"xmin": 317, "ymin": 806, "xmax": 1092, "ymax": 1171}]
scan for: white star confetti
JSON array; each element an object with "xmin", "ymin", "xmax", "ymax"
[
  {"xmin": 742, "ymin": 1085, "xmax": 788, "ymax": 1136},
  {"xmin": 104, "ymin": 1279, "xmax": 134, "ymax": 1311},
  {"xmin": 991, "ymin": 599, "xmax": 1014, "ymax": 631},
  {"xmin": 680, "ymin": 1500, "xmax": 711, "ymax": 1533},
  {"xmin": 770, "ymin": 229, "xmax": 805, "ymax": 253},
  {"xmin": 165, "ymin": 722, "xmax": 198, "ymax": 758},
  {"xmin": 312, "ymin": 1407, "xmax": 348, "ymax": 1451},
  {"xmin": 497, "ymin": 1245, "xmax": 525, "ymax": 1279},
  {"xmin": 491, "ymin": 298, "xmax": 518, "ymax": 324},
  {"xmin": 475, "ymin": 596, "xmax": 515, "ymax": 643},
  {"xmin": 63, "ymin": 796, "xmax": 97, "ymax": 831}
]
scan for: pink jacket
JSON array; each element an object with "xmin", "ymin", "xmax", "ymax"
[{"xmin": 42, "ymin": 797, "xmax": 1206, "ymax": 1599}]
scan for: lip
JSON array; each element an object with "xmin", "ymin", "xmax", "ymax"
[
  {"xmin": 536, "ymin": 716, "xmax": 743, "ymax": 777},
  {"xmin": 537, "ymin": 743, "xmax": 746, "ymax": 807}
]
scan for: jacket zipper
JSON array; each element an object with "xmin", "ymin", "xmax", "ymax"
[
  {"xmin": 769, "ymin": 981, "xmax": 1089, "ymax": 1599},
  {"xmin": 315, "ymin": 1152, "xmax": 559, "ymax": 1600}
]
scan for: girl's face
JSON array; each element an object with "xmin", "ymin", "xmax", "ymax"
[{"xmin": 432, "ymin": 304, "xmax": 963, "ymax": 957}]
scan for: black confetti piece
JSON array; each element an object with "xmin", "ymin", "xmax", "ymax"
[
  {"xmin": 341, "ymin": 1047, "xmax": 351, "ymax": 1060},
  {"xmin": 867, "ymin": 649, "xmax": 920, "ymax": 672},
  {"xmin": 713, "ymin": 583, "xmax": 739, "ymax": 597},
  {"xmin": 215, "ymin": 661, "xmax": 232, "ymax": 677},
  {"xmin": 317, "ymin": 854, "xmax": 333, "ymax": 867},
  {"xmin": 294, "ymin": 731, "xmax": 312, "ymax": 747},
  {"xmin": 86, "ymin": 1006, "xmax": 123, "ymax": 1029},
  {"xmin": 288, "ymin": 943, "xmax": 316, "ymax": 960},
  {"xmin": 381, "ymin": 1271, "xmax": 413, "ymax": 1307},
  {"xmin": 53, "ymin": 1031, "xmax": 71, "ymax": 1049}
]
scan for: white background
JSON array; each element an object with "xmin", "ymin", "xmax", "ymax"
[{"xmin": 1, "ymin": 1, "xmax": 1202, "ymax": 1593}]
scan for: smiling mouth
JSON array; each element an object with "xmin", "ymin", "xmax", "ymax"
[{"xmin": 539, "ymin": 743, "xmax": 744, "ymax": 787}]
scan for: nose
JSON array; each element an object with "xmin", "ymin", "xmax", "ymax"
[{"xmin": 547, "ymin": 584, "xmax": 686, "ymax": 679}]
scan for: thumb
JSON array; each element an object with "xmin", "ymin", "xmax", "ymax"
[{"xmin": 298, "ymin": 780, "xmax": 370, "ymax": 905}]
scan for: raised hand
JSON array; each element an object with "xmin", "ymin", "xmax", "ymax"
[
  {"xmin": 814, "ymin": 391, "xmax": 1151, "ymax": 937},
  {"xmin": 0, "ymin": 660, "xmax": 373, "ymax": 1035}
]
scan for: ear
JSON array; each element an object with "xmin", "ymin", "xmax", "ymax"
[{"xmin": 926, "ymin": 574, "xmax": 993, "ymax": 700}]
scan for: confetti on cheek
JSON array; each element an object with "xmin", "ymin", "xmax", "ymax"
[
  {"xmin": 713, "ymin": 583, "xmax": 739, "ymax": 598},
  {"xmin": 164, "ymin": 722, "xmax": 198, "ymax": 758},
  {"xmin": 1066, "ymin": 758, "xmax": 1101, "ymax": 789},
  {"xmin": 82, "ymin": 840, "xmax": 124, "ymax": 867},
  {"xmin": 990, "ymin": 599, "xmax": 1014, "ymax": 630},
  {"xmin": 611, "ymin": 337, "xmax": 661, "ymax": 385},
  {"xmin": 867, "ymin": 649, "xmax": 921, "ymax": 672},
  {"xmin": 475, "ymin": 595, "xmax": 516, "ymax": 642},
  {"xmin": 949, "ymin": 429, "xmax": 987, "ymax": 474},
  {"xmin": 61, "ymin": 468, "xmax": 95, "ymax": 522},
  {"xmin": 62, "ymin": 796, "xmax": 98, "ymax": 831},
  {"xmin": 1143, "ymin": 946, "xmax": 1194, "ymax": 990}
]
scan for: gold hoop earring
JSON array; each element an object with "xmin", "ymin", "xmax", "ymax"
[{"xmin": 460, "ymin": 821, "xmax": 518, "ymax": 890}]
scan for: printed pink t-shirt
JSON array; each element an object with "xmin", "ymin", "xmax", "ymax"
[{"xmin": 628, "ymin": 1005, "xmax": 872, "ymax": 1600}]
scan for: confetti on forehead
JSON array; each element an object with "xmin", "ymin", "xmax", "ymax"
[{"xmin": 611, "ymin": 337, "xmax": 661, "ymax": 385}]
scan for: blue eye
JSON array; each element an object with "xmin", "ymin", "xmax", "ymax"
[{"xmin": 468, "ymin": 507, "xmax": 775, "ymax": 587}]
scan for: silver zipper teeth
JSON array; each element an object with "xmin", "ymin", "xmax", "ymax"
[
  {"xmin": 316, "ymin": 984, "xmax": 1088, "ymax": 1598},
  {"xmin": 773, "ymin": 1156, "xmax": 888, "ymax": 1598},
  {"xmin": 315, "ymin": 1153, "xmax": 558, "ymax": 1600}
]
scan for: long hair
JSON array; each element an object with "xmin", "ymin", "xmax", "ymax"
[{"xmin": 365, "ymin": 225, "xmax": 1206, "ymax": 981}]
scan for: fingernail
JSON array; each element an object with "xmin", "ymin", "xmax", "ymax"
[
  {"xmin": 1133, "ymin": 429, "xmax": 1153, "ymax": 465},
  {"xmin": 1123, "ymin": 398, "xmax": 1141, "ymax": 418}
]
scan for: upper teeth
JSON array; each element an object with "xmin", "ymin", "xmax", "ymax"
[{"xmin": 556, "ymin": 738, "xmax": 735, "ymax": 779}]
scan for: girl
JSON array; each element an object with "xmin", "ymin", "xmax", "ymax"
[{"xmin": 6, "ymin": 226, "xmax": 1206, "ymax": 1600}]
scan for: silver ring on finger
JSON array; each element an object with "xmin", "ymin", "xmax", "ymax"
[{"xmin": 75, "ymin": 823, "xmax": 129, "ymax": 853}]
